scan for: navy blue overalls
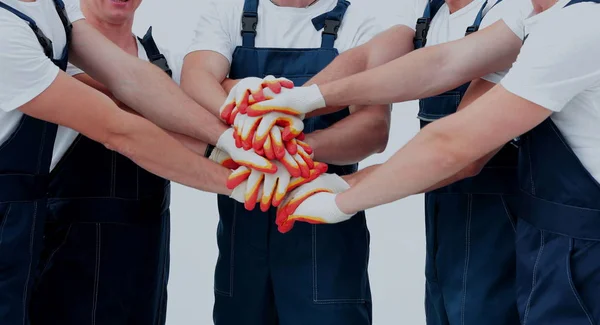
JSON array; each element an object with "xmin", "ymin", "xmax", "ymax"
[
  {"xmin": 214, "ymin": 1, "xmax": 370, "ymax": 324},
  {"xmin": 414, "ymin": 1, "xmax": 520, "ymax": 324},
  {"xmin": 28, "ymin": 28, "xmax": 172, "ymax": 325},
  {"xmin": 515, "ymin": 1, "xmax": 600, "ymax": 324},
  {"xmin": 0, "ymin": 1, "xmax": 70, "ymax": 324}
]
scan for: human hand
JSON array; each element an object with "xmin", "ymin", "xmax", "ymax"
[
  {"xmin": 276, "ymin": 173, "xmax": 352, "ymax": 233},
  {"xmin": 246, "ymin": 85, "xmax": 325, "ymax": 118},
  {"xmin": 219, "ymin": 75, "xmax": 294, "ymax": 124}
]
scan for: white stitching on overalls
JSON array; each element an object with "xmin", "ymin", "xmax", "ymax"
[
  {"xmin": 92, "ymin": 224, "xmax": 101, "ymax": 325},
  {"xmin": 0, "ymin": 204, "xmax": 12, "ymax": 251},
  {"xmin": 500, "ymin": 196, "xmax": 517, "ymax": 233},
  {"xmin": 566, "ymin": 239, "xmax": 595, "ymax": 325},
  {"xmin": 461, "ymin": 194, "xmax": 473, "ymax": 325},
  {"xmin": 523, "ymin": 230, "xmax": 545, "ymax": 325},
  {"xmin": 22, "ymin": 202, "xmax": 37, "ymax": 325}
]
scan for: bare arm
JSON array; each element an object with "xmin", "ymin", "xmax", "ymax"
[
  {"xmin": 21, "ymin": 71, "xmax": 232, "ymax": 195},
  {"xmin": 335, "ymin": 85, "xmax": 552, "ymax": 214},
  {"xmin": 423, "ymin": 78, "xmax": 500, "ymax": 191},
  {"xmin": 305, "ymin": 25, "xmax": 415, "ymax": 117},
  {"xmin": 73, "ymin": 73, "xmax": 210, "ymax": 155},
  {"xmin": 68, "ymin": 20, "xmax": 228, "ymax": 144},
  {"xmin": 319, "ymin": 21, "xmax": 522, "ymax": 109},
  {"xmin": 181, "ymin": 51, "xmax": 231, "ymax": 117},
  {"xmin": 303, "ymin": 104, "xmax": 391, "ymax": 165}
]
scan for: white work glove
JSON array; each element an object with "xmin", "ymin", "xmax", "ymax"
[
  {"xmin": 275, "ymin": 173, "xmax": 352, "ymax": 233},
  {"xmin": 227, "ymin": 161, "xmax": 328, "ymax": 212},
  {"xmin": 208, "ymin": 148, "xmax": 240, "ymax": 170},
  {"xmin": 245, "ymin": 85, "xmax": 326, "ymax": 118},
  {"xmin": 216, "ymin": 128, "xmax": 277, "ymax": 174},
  {"xmin": 232, "ymin": 111, "xmax": 304, "ymax": 151},
  {"xmin": 219, "ymin": 75, "xmax": 294, "ymax": 124}
]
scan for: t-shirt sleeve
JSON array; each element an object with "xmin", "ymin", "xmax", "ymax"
[
  {"xmin": 186, "ymin": 0, "xmax": 235, "ymax": 63},
  {"xmin": 0, "ymin": 16, "xmax": 59, "ymax": 112},
  {"xmin": 480, "ymin": 0, "xmax": 531, "ymax": 84},
  {"xmin": 501, "ymin": 17, "xmax": 600, "ymax": 112},
  {"xmin": 65, "ymin": 0, "xmax": 85, "ymax": 23},
  {"xmin": 66, "ymin": 62, "xmax": 84, "ymax": 76}
]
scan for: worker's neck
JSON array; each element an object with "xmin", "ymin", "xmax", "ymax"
[
  {"xmin": 271, "ymin": 0, "xmax": 317, "ymax": 8},
  {"xmin": 445, "ymin": 0, "xmax": 474, "ymax": 14},
  {"xmin": 81, "ymin": 5, "xmax": 137, "ymax": 54}
]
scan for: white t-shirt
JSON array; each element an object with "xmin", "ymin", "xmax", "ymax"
[
  {"xmin": 501, "ymin": 2, "xmax": 600, "ymax": 182},
  {"xmin": 186, "ymin": 0, "xmax": 402, "ymax": 64},
  {"xmin": 480, "ymin": 0, "xmax": 570, "ymax": 83},
  {"xmin": 423, "ymin": 0, "xmax": 498, "ymax": 48},
  {"xmin": 0, "ymin": 0, "xmax": 83, "ymax": 170}
]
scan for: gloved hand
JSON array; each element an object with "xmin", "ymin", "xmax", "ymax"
[
  {"xmin": 279, "ymin": 135, "xmax": 315, "ymax": 179},
  {"xmin": 228, "ymin": 161, "xmax": 328, "ymax": 212},
  {"xmin": 276, "ymin": 173, "xmax": 353, "ymax": 233},
  {"xmin": 220, "ymin": 76, "xmax": 294, "ymax": 124},
  {"xmin": 246, "ymin": 85, "xmax": 326, "ymax": 117},
  {"xmin": 216, "ymin": 128, "xmax": 277, "ymax": 174},
  {"xmin": 208, "ymin": 148, "xmax": 240, "ymax": 170},
  {"xmin": 232, "ymin": 111, "xmax": 304, "ymax": 151}
]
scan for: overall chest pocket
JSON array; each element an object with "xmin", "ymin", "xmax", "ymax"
[{"xmin": 418, "ymin": 91, "xmax": 462, "ymax": 122}]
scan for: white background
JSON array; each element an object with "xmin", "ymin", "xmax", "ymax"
[{"xmin": 132, "ymin": 0, "xmax": 426, "ymax": 324}]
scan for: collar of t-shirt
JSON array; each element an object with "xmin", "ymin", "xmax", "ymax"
[
  {"xmin": 263, "ymin": 0, "xmax": 334, "ymax": 17},
  {"xmin": 523, "ymin": 0, "xmax": 570, "ymax": 34}
]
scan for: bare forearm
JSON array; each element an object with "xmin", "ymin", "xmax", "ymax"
[
  {"xmin": 304, "ymin": 105, "xmax": 390, "ymax": 165},
  {"xmin": 181, "ymin": 70, "xmax": 228, "ymax": 118},
  {"xmin": 305, "ymin": 26, "xmax": 415, "ymax": 117},
  {"xmin": 320, "ymin": 23, "xmax": 521, "ymax": 108},
  {"xmin": 109, "ymin": 111, "xmax": 230, "ymax": 194},
  {"xmin": 69, "ymin": 22, "xmax": 227, "ymax": 144}
]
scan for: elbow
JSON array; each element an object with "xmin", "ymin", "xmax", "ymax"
[
  {"xmin": 372, "ymin": 122, "xmax": 390, "ymax": 154},
  {"xmin": 462, "ymin": 162, "xmax": 485, "ymax": 179},
  {"xmin": 103, "ymin": 114, "xmax": 136, "ymax": 157}
]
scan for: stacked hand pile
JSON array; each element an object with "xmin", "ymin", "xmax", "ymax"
[{"xmin": 209, "ymin": 76, "xmax": 354, "ymax": 233}]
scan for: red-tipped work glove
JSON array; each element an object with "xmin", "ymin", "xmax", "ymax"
[
  {"xmin": 246, "ymin": 84, "xmax": 325, "ymax": 118},
  {"xmin": 219, "ymin": 76, "xmax": 294, "ymax": 124},
  {"xmin": 276, "ymin": 173, "xmax": 353, "ymax": 234},
  {"xmin": 232, "ymin": 111, "xmax": 304, "ymax": 151},
  {"xmin": 227, "ymin": 161, "xmax": 328, "ymax": 212},
  {"xmin": 216, "ymin": 128, "xmax": 277, "ymax": 174}
]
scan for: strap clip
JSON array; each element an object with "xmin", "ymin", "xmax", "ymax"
[
  {"xmin": 323, "ymin": 19, "xmax": 341, "ymax": 39},
  {"xmin": 465, "ymin": 25, "xmax": 479, "ymax": 36},
  {"xmin": 150, "ymin": 55, "xmax": 172, "ymax": 77},
  {"xmin": 414, "ymin": 17, "xmax": 430, "ymax": 45},
  {"xmin": 241, "ymin": 14, "xmax": 258, "ymax": 34}
]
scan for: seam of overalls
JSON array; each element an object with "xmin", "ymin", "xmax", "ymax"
[
  {"xmin": 500, "ymin": 196, "xmax": 517, "ymax": 233},
  {"xmin": 523, "ymin": 230, "xmax": 545, "ymax": 325},
  {"xmin": 0, "ymin": 204, "xmax": 12, "ymax": 251},
  {"xmin": 527, "ymin": 136, "xmax": 536, "ymax": 195},
  {"xmin": 92, "ymin": 223, "xmax": 101, "ymax": 325},
  {"xmin": 39, "ymin": 224, "xmax": 73, "ymax": 277},
  {"xmin": 566, "ymin": 238, "xmax": 595, "ymax": 325},
  {"xmin": 214, "ymin": 203, "xmax": 237, "ymax": 297},
  {"xmin": 157, "ymin": 216, "xmax": 170, "ymax": 324},
  {"xmin": 22, "ymin": 201, "xmax": 38, "ymax": 325},
  {"xmin": 312, "ymin": 224, "xmax": 318, "ymax": 302},
  {"xmin": 460, "ymin": 194, "xmax": 473, "ymax": 325}
]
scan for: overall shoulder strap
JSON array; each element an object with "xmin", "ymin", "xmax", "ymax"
[
  {"xmin": 565, "ymin": 0, "xmax": 600, "ymax": 6},
  {"xmin": 241, "ymin": 0, "xmax": 259, "ymax": 47},
  {"xmin": 414, "ymin": 0, "xmax": 445, "ymax": 49},
  {"xmin": 0, "ymin": 1, "xmax": 54, "ymax": 58},
  {"xmin": 465, "ymin": 0, "xmax": 504, "ymax": 36},
  {"xmin": 312, "ymin": 0, "xmax": 351, "ymax": 49},
  {"xmin": 138, "ymin": 26, "xmax": 173, "ymax": 77}
]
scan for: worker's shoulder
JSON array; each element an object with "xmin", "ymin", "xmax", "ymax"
[{"xmin": 0, "ymin": 10, "xmax": 38, "ymax": 45}]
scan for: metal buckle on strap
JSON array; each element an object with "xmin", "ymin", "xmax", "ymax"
[
  {"xmin": 241, "ymin": 14, "xmax": 258, "ymax": 35},
  {"xmin": 323, "ymin": 19, "xmax": 341, "ymax": 39},
  {"xmin": 414, "ymin": 17, "xmax": 430, "ymax": 44},
  {"xmin": 32, "ymin": 25, "xmax": 54, "ymax": 58},
  {"xmin": 465, "ymin": 25, "xmax": 479, "ymax": 36}
]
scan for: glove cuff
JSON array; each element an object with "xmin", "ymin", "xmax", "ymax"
[{"xmin": 304, "ymin": 85, "xmax": 326, "ymax": 111}]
